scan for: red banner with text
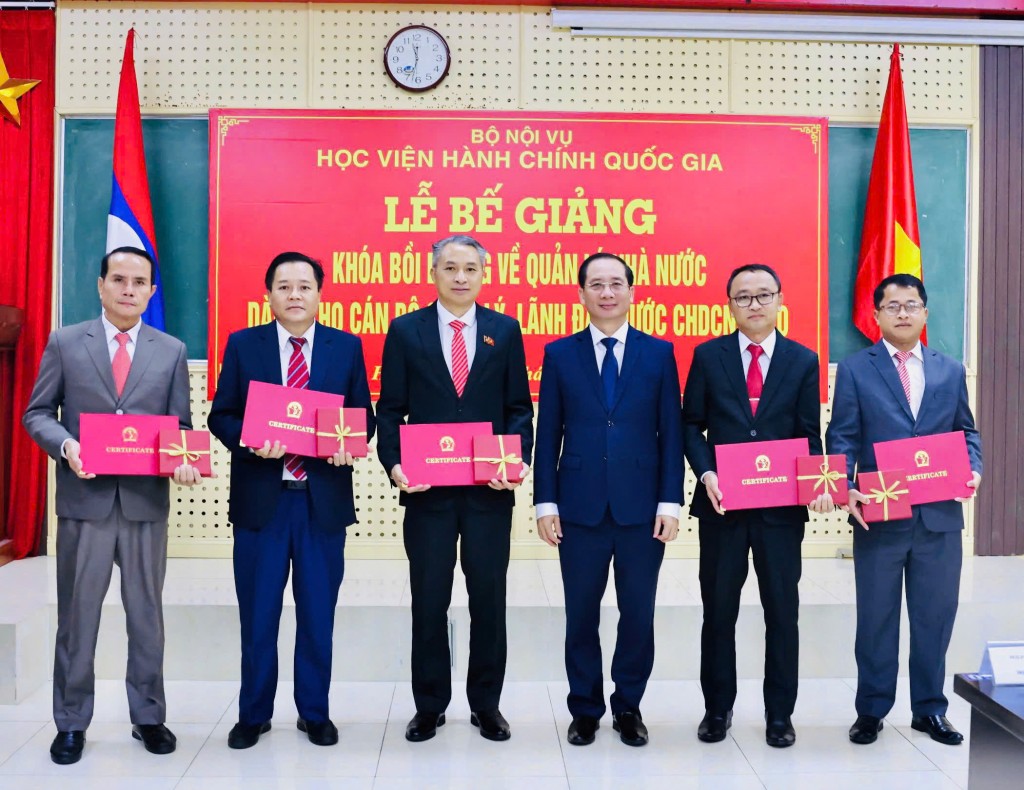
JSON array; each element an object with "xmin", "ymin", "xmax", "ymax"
[{"xmin": 209, "ymin": 110, "xmax": 828, "ymax": 400}]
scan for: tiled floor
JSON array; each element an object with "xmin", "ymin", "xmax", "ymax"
[{"xmin": 0, "ymin": 676, "xmax": 971, "ymax": 788}]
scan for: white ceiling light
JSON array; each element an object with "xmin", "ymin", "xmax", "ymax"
[{"xmin": 551, "ymin": 8, "xmax": 1024, "ymax": 46}]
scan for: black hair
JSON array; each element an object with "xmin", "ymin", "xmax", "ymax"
[
  {"xmin": 577, "ymin": 253, "xmax": 634, "ymax": 287},
  {"xmin": 725, "ymin": 263, "xmax": 782, "ymax": 297},
  {"xmin": 873, "ymin": 273, "xmax": 927, "ymax": 309},
  {"xmin": 265, "ymin": 252, "xmax": 325, "ymax": 291},
  {"xmin": 101, "ymin": 246, "xmax": 155, "ymax": 282}
]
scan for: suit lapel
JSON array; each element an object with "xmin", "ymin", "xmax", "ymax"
[
  {"xmin": 756, "ymin": 334, "xmax": 791, "ymax": 418},
  {"xmin": 119, "ymin": 323, "xmax": 156, "ymax": 403},
  {"xmin": 609, "ymin": 327, "xmax": 644, "ymax": 413},
  {"xmin": 263, "ymin": 322, "xmax": 283, "ymax": 385},
  {"xmin": 718, "ymin": 333, "xmax": 751, "ymax": 419},
  {"xmin": 417, "ymin": 303, "xmax": 458, "ymax": 399},
  {"xmin": 868, "ymin": 342, "xmax": 914, "ymax": 422},
  {"xmin": 308, "ymin": 322, "xmax": 331, "ymax": 392},
  {"xmin": 915, "ymin": 345, "xmax": 939, "ymax": 425},
  {"xmin": 575, "ymin": 329, "xmax": 605, "ymax": 408},
  {"xmin": 461, "ymin": 308, "xmax": 494, "ymax": 399},
  {"xmin": 85, "ymin": 318, "xmax": 119, "ymax": 402}
]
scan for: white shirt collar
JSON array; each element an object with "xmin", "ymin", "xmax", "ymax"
[
  {"xmin": 738, "ymin": 329, "xmax": 777, "ymax": 358},
  {"xmin": 100, "ymin": 313, "xmax": 142, "ymax": 345},
  {"xmin": 882, "ymin": 338, "xmax": 923, "ymax": 361},
  {"xmin": 589, "ymin": 321, "xmax": 629, "ymax": 347},
  {"xmin": 276, "ymin": 320, "xmax": 316, "ymax": 353},
  {"xmin": 437, "ymin": 301, "xmax": 477, "ymax": 328}
]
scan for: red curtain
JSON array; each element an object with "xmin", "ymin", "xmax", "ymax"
[{"xmin": 0, "ymin": 11, "xmax": 55, "ymax": 559}]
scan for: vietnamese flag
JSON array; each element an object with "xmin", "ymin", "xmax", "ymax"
[{"xmin": 853, "ymin": 43, "xmax": 923, "ymax": 344}]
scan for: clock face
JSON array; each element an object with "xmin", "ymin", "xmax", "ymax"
[{"xmin": 384, "ymin": 25, "xmax": 451, "ymax": 92}]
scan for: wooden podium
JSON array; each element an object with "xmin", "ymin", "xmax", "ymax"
[{"xmin": 0, "ymin": 305, "xmax": 25, "ymax": 565}]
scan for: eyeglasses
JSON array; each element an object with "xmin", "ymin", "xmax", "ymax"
[
  {"xmin": 585, "ymin": 281, "xmax": 629, "ymax": 294},
  {"xmin": 879, "ymin": 301, "xmax": 925, "ymax": 316},
  {"xmin": 729, "ymin": 292, "xmax": 778, "ymax": 309}
]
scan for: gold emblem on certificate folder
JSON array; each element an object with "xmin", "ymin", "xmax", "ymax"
[
  {"xmin": 914, "ymin": 450, "xmax": 930, "ymax": 468},
  {"xmin": 286, "ymin": 401, "xmax": 303, "ymax": 420},
  {"xmin": 122, "ymin": 426, "xmax": 139, "ymax": 443},
  {"xmin": 439, "ymin": 436, "xmax": 455, "ymax": 453},
  {"xmin": 755, "ymin": 454, "xmax": 771, "ymax": 472}
]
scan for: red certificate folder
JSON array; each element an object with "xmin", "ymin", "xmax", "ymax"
[
  {"xmin": 714, "ymin": 437, "xmax": 809, "ymax": 510},
  {"xmin": 157, "ymin": 429, "xmax": 213, "ymax": 476},
  {"xmin": 858, "ymin": 469, "xmax": 913, "ymax": 523},
  {"xmin": 795, "ymin": 455, "xmax": 849, "ymax": 506},
  {"xmin": 873, "ymin": 431, "xmax": 973, "ymax": 504},
  {"xmin": 240, "ymin": 381, "xmax": 345, "ymax": 459},
  {"xmin": 400, "ymin": 422, "xmax": 492, "ymax": 487},
  {"xmin": 472, "ymin": 434, "xmax": 524, "ymax": 483},
  {"xmin": 315, "ymin": 407, "xmax": 369, "ymax": 458},
  {"xmin": 79, "ymin": 413, "xmax": 178, "ymax": 476}
]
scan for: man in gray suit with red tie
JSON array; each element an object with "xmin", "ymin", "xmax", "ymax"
[
  {"xmin": 827, "ymin": 273, "xmax": 982, "ymax": 747},
  {"xmin": 23, "ymin": 247, "xmax": 199, "ymax": 765}
]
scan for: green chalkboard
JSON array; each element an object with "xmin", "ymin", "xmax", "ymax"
[
  {"xmin": 60, "ymin": 117, "xmax": 209, "ymax": 357},
  {"xmin": 59, "ymin": 118, "xmax": 968, "ymax": 363},
  {"xmin": 828, "ymin": 125, "xmax": 968, "ymax": 362}
]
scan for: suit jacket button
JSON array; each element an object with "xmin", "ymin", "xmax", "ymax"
[
  {"xmin": 602, "ymin": 456, "xmax": 607, "ymax": 461},
  {"xmin": 115, "ymin": 409, "xmax": 124, "ymax": 415},
  {"xmin": 750, "ymin": 429, "xmax": 757, "ymax": 437},
  {"xmin": 607, "ymin": 420, "xmax": 613, "ymax": 427}
]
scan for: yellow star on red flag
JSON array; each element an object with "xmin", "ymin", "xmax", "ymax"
[{"xmin": 0, "ymin": 49, "xmax": 41, "ymax": 127}]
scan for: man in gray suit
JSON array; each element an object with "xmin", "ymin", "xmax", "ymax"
[{"xmin": 23, "ymin": 247, "xmax": 200, "ymax": 765}]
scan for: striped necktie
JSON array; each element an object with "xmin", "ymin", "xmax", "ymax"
[
  {"xmin": 895, "ymin": 350, "xmax": 913, "ymax": 404},
  {"xmin": 450, "ymin": 319, "xmax": 469, "ymax": 397},
  {"xmin": 284, "ymin": 336, "xmax": 309, "ymax": 480}
]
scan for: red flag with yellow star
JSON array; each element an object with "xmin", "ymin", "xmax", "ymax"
[{"xmin": 853, "ymin": 43, "xmax": 924, "ymax": 343}]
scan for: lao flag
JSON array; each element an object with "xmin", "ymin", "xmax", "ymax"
[{"xmin": 106, "ymin": 28, "xmax": 164, "ymax": 330}]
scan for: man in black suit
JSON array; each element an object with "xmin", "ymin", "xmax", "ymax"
[
  {"xmin": 208, "ymin": 252, "xmax": 375, "ymax": 750},
  {"xmin": 683, "ymin": 263, "xmax": 831, "ymax": 748},
  {"xmin": 376, "ymin": 234, "xmax": 534, "ymax": 743}
]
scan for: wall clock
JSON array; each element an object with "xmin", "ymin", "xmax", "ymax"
[{"xmin": 384, "ymin": 25, "xmax": 451, "ymax": 92}]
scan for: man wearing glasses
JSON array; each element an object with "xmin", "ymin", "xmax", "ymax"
[
  {"xmin": 683, "ymin": 263, "xmax": 828, "ymax": 748},
  {"xmin": 827, "ymin": 273, "xmax": 982, "ymax": 747},
  {"xmin": 534, "ymin": 253, "xmax": 683, "ymax": 748}
]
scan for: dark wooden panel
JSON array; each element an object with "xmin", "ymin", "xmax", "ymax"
[{"xmin": 977, "ymin": 46, "xmax": 1024, "ymax": 555}]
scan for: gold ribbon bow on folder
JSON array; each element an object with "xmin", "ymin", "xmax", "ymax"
[
  {"xmin": 315, "ymin": 409, "xmax": 367, "ymax": 453},
  {"xmin": 796, "ymin": 461, "xmax": 843, "ymax": 494},
  {"xmin": 158, "ymin": 430, "xmax": 211, "ymax": 464},
  {"xmin": 868, "ymin": 473, "xmax": 910, "ymax": 521},
  {"xmin": 472, "ymin": 435, "xmax": 522, "ymax": 480}
]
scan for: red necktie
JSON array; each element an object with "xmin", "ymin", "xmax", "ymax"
[
  {"xmin": 895, "ymin": 350, "xmax": 913, "ymax": 404},
  {"xmin": 284, "ymin": 336, "xmax": 309, "ymax": 480},
  {"xmin": 747, "ymin": 344, "xmax": 764, "ymax": 415},
  {"xmin": 450, "ymin": 319, "xmax": 469, "ymax": 397},
  {"xmin": 112, "ymin": 332, "xmax": 131, "ymax": 397}
]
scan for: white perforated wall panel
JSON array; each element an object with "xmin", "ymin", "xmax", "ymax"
[
  {"xmin": 53, "ymin": 2, "xmax": 978, "ymax": 559},
  {"xmin": 311, "ymin": 5, "xmax": 519, "ymax": 108}
]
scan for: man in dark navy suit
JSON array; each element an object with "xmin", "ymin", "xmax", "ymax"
[
  {"xmin": 827, "ymin": 273, "xmax": 981, "ymax": 747},
  {"xmin": 376, "ymin": 235, "xmax": 533, "ymax": 743},
  {"xmin": 208, "ymin": 252, "xmax": 375, "ymax": 750},
  {"xmin": 684, "ymin": 263, "xmax": 830, "ymax": 749},
  {"xmin": 533, "ymin": 253, "xmax": 684, "ymax": 748}
]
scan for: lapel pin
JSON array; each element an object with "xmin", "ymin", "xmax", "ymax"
[{"xmin": 483, "ymin": 335, "xmax": 494, "ymax": 346}]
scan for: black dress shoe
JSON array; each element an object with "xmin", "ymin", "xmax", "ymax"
[
  {"xmin": 132, "ymin": 723, "xmax": 177, "ymax": 755},
  {"xmin": 697, "ymin": 711, "xmax": 733, "ymax": 743},
  {"xmin": 405, "ymin": 711, "xmax": 445, "ymax": 742},
  {"xmin": 567, "ymin": 715, "xmax": 600, "ymax": 746},
  {"xmin": 297, "ymin": 717, "xmax": 339, "ymax": 746},
  {"xmin": 227, "ymin": 721, "xmax": 271, "ymax": 749},
  {"xmin": 765, "ymin": 716, "xmax": 796, "ymax": 748},
  {"xmin": 50, "ymin": 731, "xmax": 85, "ymax": 765},
  {"xmin": 911, "ymin": 714, "xmax": 964, "ymax": 745},
  {"xmin": 471, "ymin": 709, "xmax": 511, "ymax": 741},
  {"xmin": 612, "ymin": 711, "xmax": 649, "ymax": 747},
  {"xmin": 849, "ymin": 715, "xmax": 883, "ymax": 745}
]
